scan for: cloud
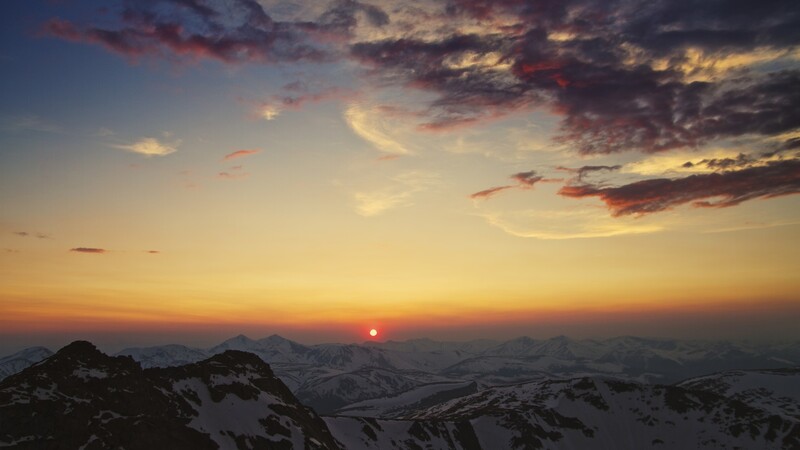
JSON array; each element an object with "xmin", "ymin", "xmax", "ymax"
[
  {"xmin": 47, "ymin": 1, "xmax": 800, "ymax": 159},
  {"xmin": 559, "ymin": 159, "xmax": 800, "ymax": 216},
  {"xmin": 344, "ymin": 103, "xmax": 411, "ymax": 155},
  {"xmin": 113, "ymin": 137, "xmax": 179, "ymax": 157},
  {"xmin": 146, "ymin": 250, "xmax": 161, "ymax": 254},
  {"xmin": 354, "ymin": 190, "xmax": 414, "ymax": 216},
  {"xmin": 223, "ymin": 149, "xmax": 261, "ymax": 161},
  {"xmin": 470, "ymin": 170, "xmax": 545, "ymax": 200},
  {"xmin": 0, "ymin": 114, "xmax": 61, "ymax": 133},
  {"xmin": 253, "ymin": 85, "xmax": 351, "ymax": 120},
  {"xmin": 70, "ymin": 247, "xmax": 107, "ymax": 254},
  {"xmin": 40, "ymin": 0, "xmax": 391, "ymax": 65},
  {"xmin": 345, "ymin": 0, "xmax": 800, "ymax": 156},
  {"xmin": 354, "ymin": 170, "xmax": 440, "ymax": 216},
  {"xmin": 218, "ymin": 170, "xmax": 250, "ymax": 180},
  {"xmin": 470, "ymin": 185, "xmax": 516, "ymax": 200},
  {"xmin": 477, "ymin": 209, "xmax": 663, "ymax": 239},
  {"xmin": 45, "ymin": 0, "xmax": 800, "ymax": 224},
  {"xmin": 13, "ymin": 231, "xmax": 50, "ymax": 239}
]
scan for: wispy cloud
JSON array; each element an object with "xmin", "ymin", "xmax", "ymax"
[
  {"xmin": 70, "ymin": 247, "xmax": 107, "ymax": 254},
  {"xmin": 251, "ymin": 85, "xmax": 350, "ymax": 121},
  {"xmin": 0, "ymin": 114, "xmax": 61, "ymax": 133},
  {"xmin": 354, "ymin": 191, "xmax": 415, "ymax": 216},
  {"xmin": 477, "ymin": 208, "xmax": 663, "ymax": 240},
  {"xmin": 470, "ymin": 170, "xmax": 545, "ymax": 200},
  {"xmin": 112, "ymin": 137, "xmax": 179, "ymax": 157},
  {"xmin": 217, "ymin": 171, "xmax": 250, "ymax": 180},
  {"xmin": 223, "ymin": 149, "xmax": 261, "ymax": 161},
  {"xmin": 344, "ymin": 103, "xmax": 411, "ymax": 155},
  {"xmin": 354, "ymin": 170, "xmax": 440, "ymax": 216},
  {"xmin": 13, "ymin": 231, "xmax": 50, "ymax": 239}
]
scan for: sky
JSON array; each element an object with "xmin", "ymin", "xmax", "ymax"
[{"xmin": 1, "ymin": 0, "xmax": 799, "ymax": 353}]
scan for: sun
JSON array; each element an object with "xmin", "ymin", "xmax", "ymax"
[{"xmin": 369, "ymin": 328, "xmax": 378, "ymax": 337}]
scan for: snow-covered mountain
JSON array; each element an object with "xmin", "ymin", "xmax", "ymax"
[
  {"xmin": 2, "ymin": 335, "xmax": 798, "ymax": 422},
  {"xmin": 2, "ymin": 340, "xmax": 798, "ymax": 449},
  {"xmin": 116, "ymin": 344, "xmax": 209, "ymax": 368},
  {"xmin": 0, "ymin": 341, "xmax": 339, "ymax": 449},
  {"xmin": 678, "ymin": 367, "xmax": 800, "ymax": 418},
  {"xmin": 381, "ymin": 375, "xmax": 800, "ymax": 449},
  {"xmin": 0, "ymin": 346, "xmax": 52, "ymax": 380}
]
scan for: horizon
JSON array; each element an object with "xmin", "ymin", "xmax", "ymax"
[
  {"xmin": 1, "ymin": 0, "xmax": 799, "ymax": 354},
  {"xmin": 4, "ymin": 325, "xmax": 800, "ymax": 357}
]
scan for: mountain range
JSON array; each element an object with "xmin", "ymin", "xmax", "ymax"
[{"xmin": 1, "ymin": 335, "xmax": 798, "ymax": 448}]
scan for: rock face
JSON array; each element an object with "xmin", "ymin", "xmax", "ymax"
[{"xmin": 0, "ymin": 341, "xmax": 339, "ymax": 450}]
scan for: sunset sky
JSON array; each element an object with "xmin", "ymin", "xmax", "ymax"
[{"xmin": 1, "ymin": 0, "xmax": 799, "ymax": 353}]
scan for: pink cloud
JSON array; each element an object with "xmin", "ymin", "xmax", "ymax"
[{"xmin": 223, "ymin": 150, "xmax": 261, "ymax": 161}]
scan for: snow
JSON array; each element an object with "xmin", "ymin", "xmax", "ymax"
[
  {"xmin": 77, "ymin": 434, "xmax": 98, "ymax": 450},
  {"xmin": 0, "ymin": 435, "xmax": 40, "ymax": 447},
  {"xmin": 72, "ymin": 368, "xmax": 108, "ymax": 380},
  {"xmin": 174, "ymin": 377, "xmax": 303, "ymax": 450},
  {"xmin": 335, "ymin": 381, "xmax": 474, "ymax": 417}
]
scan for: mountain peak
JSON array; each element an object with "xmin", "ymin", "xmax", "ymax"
[
  {"xmin": 56, "ymin": 340, "xmax": 103, "ymax": 358},
  {"xmin": 1, "ymin": 341, "xmax": 341, "ymax": 449},
  {"xmin": 207, "ymin": 349, "xmax": 270, "ymax": 370},
  {"xmin": 264, "ymin": 334, "xmax": 289, "ymax": 342}
]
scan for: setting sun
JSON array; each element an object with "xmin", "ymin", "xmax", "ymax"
[{"xmin": 369, "ymin": 329, "xmax": 378, "ymax": 337}]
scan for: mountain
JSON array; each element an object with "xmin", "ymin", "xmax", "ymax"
[
  {"xmin": 364, "ymin": 338, "xmax": 499, "ymax": 355},
  {"xmin": 3, "ymin": 335, "xmax": 799, "ymax": 421},
  {"xmin": 116, "ymin": 344, "xmax": 209, "ymax": 368},
  {"xmin": 2, "ymin": 340, "xmax": 799, "ymax": 449},
  {"xmin": 395, "ymin": 375, "xmax": 800, "ymax": 449},
  {"xmin": 323, "ymin": 371, "xmax": 800, "ymax": 449},
  {"xmin": 0, "ymin": 346, "xmax": 52, "ymax": 380},
  {"xmin": 678, "ymin": 367, "xmax": 800, "ymax": 418},
  {"xmin": 208, "ymin": 334, "xmax": 313, "ymax": 364},
  {"xmin": 0, "ymin": 341, "xmax": 339, "ymax": 449}
]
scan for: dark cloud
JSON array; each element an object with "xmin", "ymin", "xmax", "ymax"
[
  {"xmin": 70, "ymin": 247, "xmax": 107, "ymax": 254},
  {"xmin": 42, "ymin": 0, "xmax": 330, "ymax": 64},
  {"xmin": 683, "ymin": 153, "xmax": 757, "ymax": 171},
  {"xmin": 146, "ymin": 250, "xmax": 161, "ymax": 254},
  {"xmin": 471, "ymin": 170, "xmax": 544, "ymax": 200},
  {"xmin": 45, "ymin": 0, "xmax": 800, "ymax": 161},
  {"xmin": 559, "ymin": 159, "xmax": 800, "ymax": 216},
  {"xmin": 318, "ymin": 0, "xmax": 389, "ymax": 35},
  {"xmin": 558, "ymin": 165, "xmax": 622, "ymax": 182},
  {"xmin": 510, "ymin": 170, "xmax": 543, "ymax": 187},
  {"xmin": 470, "ymin": 185, "xmax": 515, "ymax": 200},
  {"xmin": 13, "ymin": 231, "xmax": 51, "ymax": 239},
  {"xmin": 352, "ymin": 0, "xmax": 800, "ymax": 154}
]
